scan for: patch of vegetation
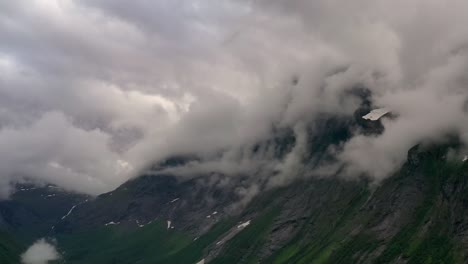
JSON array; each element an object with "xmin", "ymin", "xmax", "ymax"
[
  {"xmin": 327, "ymin": 234, "xmax": 380, "ymax": 264},
  {"xmin": 0, "ymin": 231, "xmax": 23, "ymax": 264},
  {"xmin": 270, "ymin": 184, "xmax": 370, "ymax": 264},
  {"xmin": 211, "ymin": 207, "xmax": 281, "ymax": 264},
  {"xmin": 57, "ymin": 220, "xmax": 191, "ymax": 264},
  {"xmin": 375, "ymin": 151, "xmax": 466, "ymax": 264},
  {"xmin": 162, "ymin": 219, "xmax": 238, "ymax": 264},
  {"xmin": 270, "ymin": 146, "xmax": 467, "ymax": 264}
]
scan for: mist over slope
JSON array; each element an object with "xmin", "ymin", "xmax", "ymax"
[{"xmin": 7, "ymin": 141, "xmax": 467, "ymax": 264}]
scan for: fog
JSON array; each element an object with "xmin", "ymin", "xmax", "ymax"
[{"xmin": 21, "ymin": 238, "xmax": 60, "ymax": 264}]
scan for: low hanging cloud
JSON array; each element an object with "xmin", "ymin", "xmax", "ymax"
[
  {"xmin": 0, "ymin": 0, "xmax": 467, "ymax": 197},
  {"xmin": 21, "ymin": 238, "xmax": 60, "ymax": 264}
]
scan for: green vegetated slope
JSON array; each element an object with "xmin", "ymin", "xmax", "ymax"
[
  {"xmin": 269, "ymin": 145, "xmax": 468, "ymax": 264},
  {"xmin": 0, "ymin": 231, "xmax": 23, "ymax": 264},
  {"xmin": 0, "ymin": 185, "xmax": 88, "ymax": 245},
  {"xmin": 56, "ymin": 218, "xmax": 241, "ymax": 264},
  {"xmin": 210, "ymin": 208, "xmax": 282, "ymax": 264},
  {"xmin": 57, "ymin": 221, "xmax": 191, "ymax": 264},
  {"xmin": 54, "ymin": 144, "xmax": 468, "ymax": 264}
]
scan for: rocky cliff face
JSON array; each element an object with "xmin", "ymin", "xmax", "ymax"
[
  {"xmin": 54, "ymin": 174, "xmax": 243, "ymax": 237},
  {"xmin": 40, "ymin": 143, "xmax": 466, "ymax": 264}
]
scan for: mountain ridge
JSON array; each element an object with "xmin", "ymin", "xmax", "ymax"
[{"xmin": 1, "ymin": 108, "xmax": 467, "ymax": 263}]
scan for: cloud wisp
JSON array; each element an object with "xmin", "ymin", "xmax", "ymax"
[{"xmin": 21, "ymin": 238, "xmax": 60, "ymax": 264}]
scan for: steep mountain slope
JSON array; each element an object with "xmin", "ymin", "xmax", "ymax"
[
  {"xmin": 39, "ymin": 143, "xmax": 466, "ymax": 264},
  {"xmin": 264, "ymin": 144, "xmax": 468, "ymax": 264},
  {"xmin": 1, "ymin": 106, "xmax": 467, "ymax": 263},
  {"xmin": 54, "ymin": 174, "xmax": 243, "ymax": 235},
  {"xmin": 0, "ymin": 184, "xmax": 88, "ymax": 244}
]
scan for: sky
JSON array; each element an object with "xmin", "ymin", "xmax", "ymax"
[{"xmin": 0, "ymin": 0, "xmax": 467, "ymax": 198}]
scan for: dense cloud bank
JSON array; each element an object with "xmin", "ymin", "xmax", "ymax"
[
  {"xmin": 0, "ymin": 0, "xmax": 467, "ymax": 197},
  {"xmin": 21, "ymin": 238, "xmax": 60, "ymax": 264}
]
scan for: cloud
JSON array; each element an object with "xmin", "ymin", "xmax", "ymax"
[
  {"xmin": 21, "ymin": 238, "xmax": 60, "ymax": 264},
  {"xmin": 0, "ymin": 111, "xmax": 132, "ymax": 198},
  {"xmin": 338, "ymin": 45, "xmax": 468, "ymax": 179},
  {"xmin": 0, "ymin": 0, "xmax": 467, "ymax": 197}
]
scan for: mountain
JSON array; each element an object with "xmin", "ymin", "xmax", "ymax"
[
  {"xmin": 46, "ymin": 144, "xmax": 467, "ymax": 264},
  {"xmin": 1, "ymin": 107, "xmax": 468, "ymax": 263},
  {"xmin": 0, "ymin": 184, "xmax": 88, "ymax": 244}
]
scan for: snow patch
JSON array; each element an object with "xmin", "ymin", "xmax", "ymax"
[
  {"xmin": 237, "ymin": 220, "xmax": 251, "ymax": 229},
  {"xmin": 362, "ymin": 108, "xmax": 390, "ymax": 121},
  {"xmin": 207, "ymin": 211, "xmax": 219, "ymax": 219},
  {"xmin": 136, "ymin": 220, "xmax": 144, "ymax": 228},
  {"xmin": 167, "ymin": 220, "xmax": 172, "ymax": 229},
  {"xmin": 135, "ymin": 220, "xmax": 152, "ymax": 228},
  {"xmin": 105, "ymin": 221, "xmax": 119, "ymax": 226},
  {"xmin": 463, "ymin": 155, "xmax": 468, "ymax": 162},
  {"xmin": 170, "ymin": 198, "xmax": 180, "ymax": 203},
  {"xmin": 196, "ymin": 259, "xmax": 205, "ymax": 264},
  {"xmin": 19, "ymin": 187, "xmax": 37, "ymax": 191},
  {"xmin": 61, "ymin": 205, "xmax": 77, "ymax": 220}
]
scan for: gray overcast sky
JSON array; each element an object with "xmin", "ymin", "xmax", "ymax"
[{"xmin": 0, "ymin": 0, "xmax": 467, "ymax": 198}]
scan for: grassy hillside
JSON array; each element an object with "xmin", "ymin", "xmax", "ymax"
[
  {"xmin": 54, "ymin": 144, "xmax": 468, "ymax": 264},
  {"xmin": 56, "ymin": 219, "xmax": 241, "ymax": 264},
  {"xmin": 268, "ymin": 145, "xmax": 468, "ymax": 264},
  {"xmin": 57, "ymin": 220, "xmax": 191, "ymax": 264},
  {"xmin": 0, "ymin": 143, "xmax": 462, "ymax": 264},
  {"xmin": 0, "ymin": 231, "xmax": 23, "ymax": 264}
]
